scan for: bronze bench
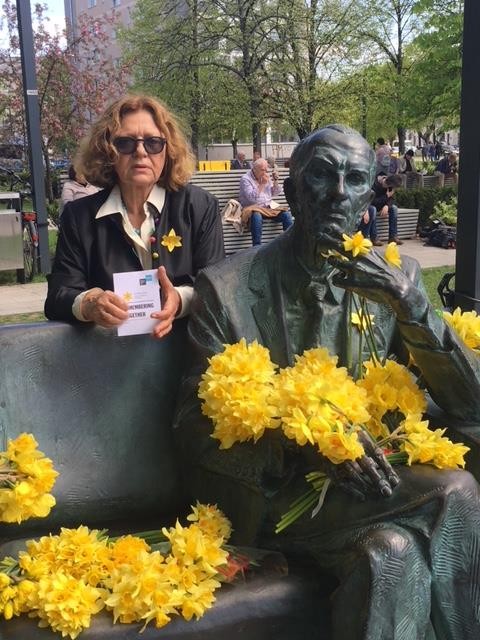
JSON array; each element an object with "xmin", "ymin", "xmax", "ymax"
[{"xmin": 0, "ymin": 321, "xmax": 332, "ymax": 639}]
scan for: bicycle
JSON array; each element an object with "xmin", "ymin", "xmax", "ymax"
[{"xmin": 0, "ymin": 165, "xmax": 39, "ymax": 282}]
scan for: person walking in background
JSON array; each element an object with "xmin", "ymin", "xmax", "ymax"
[{"xmin": 59, "ymin": 165, "xmax": 99, "ymax": 218}]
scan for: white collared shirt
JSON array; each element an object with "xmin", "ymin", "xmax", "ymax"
[
  {"xmin": 95, "ymin": 184, "xmax": 165, "ymax": 270},
  {"xmin": 72, "ymin": 184, "xmax": 192, "ymax": 322}
]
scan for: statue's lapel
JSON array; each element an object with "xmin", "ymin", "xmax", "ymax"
[{"xmin": 248, "ymin": 247, "xmax": 292, "ymax": 367}]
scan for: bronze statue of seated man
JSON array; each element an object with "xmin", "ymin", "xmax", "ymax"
[{"xmin": 174, "ymin": 125, "xmax": 480, "ymax": 640}]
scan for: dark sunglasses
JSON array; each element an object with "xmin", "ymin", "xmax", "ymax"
[{"xmin": 113, "ymin": 136, "xmax": 167, "ymax": 155}]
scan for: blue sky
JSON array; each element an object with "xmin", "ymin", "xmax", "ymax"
[{"xmin": 43, "ymin": 0, "xmax": 66, "ymax": 32}]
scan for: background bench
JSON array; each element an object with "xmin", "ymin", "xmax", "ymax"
[{"xmin": 190, "ymin": 169, "xmax": 420, "ymax": 254}]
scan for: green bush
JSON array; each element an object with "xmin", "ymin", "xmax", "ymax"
[
  {"xmin": 395, "ymin": 186, "xmax": 457, "ymax": 228},
  {"xmin": 47, "ymin": 201, "xmax": 60, "ymax": 227},
  {"xmin": 431, "ymin": 197, "xmax": 457, "ymax": 226}
]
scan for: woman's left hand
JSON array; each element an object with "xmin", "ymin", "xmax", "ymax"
[{"xmin": 151, "ymin": 266, "xmax": 182, "ymax": 340}]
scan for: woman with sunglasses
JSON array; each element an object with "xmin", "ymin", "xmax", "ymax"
[{"xmin": 45, "ymin": 94, "xmax": 224, "ymax": 338}]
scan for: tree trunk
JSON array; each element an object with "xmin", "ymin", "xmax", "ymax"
[
  {"xmin": 397, "ymin": 126, "xmax": 406, "ymax": 155},
  {"xmin": 42, "ymin": 147, "xmax": 54, "ymax": 203}
]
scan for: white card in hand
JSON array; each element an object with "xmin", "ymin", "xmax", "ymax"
[{"xmin": 113, "ymin": 269, "xmax": 161, "ymax": 337}]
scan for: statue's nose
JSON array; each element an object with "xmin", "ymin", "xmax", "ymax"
[{"xmin": 330, "ymin": 175, "xmax": 347, "ymax": 199}]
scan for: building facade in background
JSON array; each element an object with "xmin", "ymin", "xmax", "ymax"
[{"xmin": 64, "ymin": 0, "xmax": 136, "ymax": 61}]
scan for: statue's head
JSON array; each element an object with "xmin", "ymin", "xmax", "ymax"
[{"xmin": 285, "ymin": 125, "xmax": 375, "ymax": 264}]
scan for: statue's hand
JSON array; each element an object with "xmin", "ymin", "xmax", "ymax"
[
  {"xmin": 321, "ymin": 431, "xmax": 400, "ymax": 501},
  {"xmin": 328, "ymin": 249, "xmax": 427, "ymax": 322}
]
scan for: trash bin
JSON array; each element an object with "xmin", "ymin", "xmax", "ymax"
[{"xmin": 0, "ymin": 192, "xmax": 23, "ymax": 271}]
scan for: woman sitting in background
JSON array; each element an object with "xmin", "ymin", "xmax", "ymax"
[
  {"xmin": 45, "ymin": 94, "xmax": 224, "ymax": 339},
  {"xmin": 59, "ymin": 165, "xmax": 99, "ymax": 218}
]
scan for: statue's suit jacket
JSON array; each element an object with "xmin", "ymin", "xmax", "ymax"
[{"xmin": 174, "ymin": 228, "xmax": 480, "ymax": 543}]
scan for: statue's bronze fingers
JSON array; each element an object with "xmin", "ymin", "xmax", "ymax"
[
  {"xmin": 342, "ymin": 460, "xmax": 373, "ymax": 492},
  {"xmin": 373, "ymin": 450, "xmax": 400, "ymax": 487},
  {"xmin": 336, "ymin": 480, "xmax": 366, "ymax": 502},
  {"xmin": 357, "ymin": 456, "xmax": 393, "ymax": 497}
]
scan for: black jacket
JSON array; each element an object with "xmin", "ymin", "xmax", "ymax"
[
  {"xmin": 45, "ymin": 184, "xmax": 224, "ymax": 321},
  {"xmin": 371, "ymin": 177, "xmax": 394, "ymax": 210}
]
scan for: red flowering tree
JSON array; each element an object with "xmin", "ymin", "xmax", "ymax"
[{"xmin": 0, "ymin": 1, "xmax": 130, "ymax": 201}]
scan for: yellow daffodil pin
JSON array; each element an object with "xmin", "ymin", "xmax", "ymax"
[
  {"xmin": 351, "ymin": 311, "xmax": 375, "ymax": 332},
  {"xmin": 161, "ymin": 228, "xmax": 182, "ymax": 253}
]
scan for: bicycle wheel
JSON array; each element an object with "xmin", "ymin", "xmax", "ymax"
[{"xmin": 22, "ymin": 223, "xmax": 38, "ymax": 282}]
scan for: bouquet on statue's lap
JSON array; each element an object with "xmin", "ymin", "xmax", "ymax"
[{"xmin": 198, "ymin": 233, "xmax": 473, "ymax": 531}]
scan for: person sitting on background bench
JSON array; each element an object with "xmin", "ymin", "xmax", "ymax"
[
  {"xmin": 231, "ymin": 151, "xmax": 249, "ymax": 170},
  {"xmin": 357, "ymin": 205, "xmax": 383, "ymax": 246},
  {"xmin": 238, "ymin": 158, "xmax": 293, "ymax": 246},
  {"xmin": 371, "ymin": 173, "xmax": 404, "ymax": 245},
  {"xmin": 59, "ymin": 165, "xmax": 99, "ymax": 219},
  {"xmin": 435, "ymin": 153, "xmax": 458, "ymax": 186}
]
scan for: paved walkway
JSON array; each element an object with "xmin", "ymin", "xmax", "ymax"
[{"xmin": 0, "ymin": 238, "xmax": 456, "ymax": 316}]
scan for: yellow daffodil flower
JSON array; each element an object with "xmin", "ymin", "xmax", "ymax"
[
  {"xmin": 443, "ymin": 307, "xmax": 480, "ymax": 351},
  {"xmin": 161, "ymin": 228, "xmax": 182, "ymax": 253},
  {"xmin": 384, "ymin": 242, "xmax": 402, "ymax": 268},
  {"xmin": 342, "ymin": 231, "xmax": 372, "ymax": 257}
]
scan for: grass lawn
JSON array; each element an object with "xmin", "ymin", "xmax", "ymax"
[
  {"xmin": 421, "ymin": 266, "xmax": 455, "ymax": 310},
  {"xmin": 0, "ymin": 265, "xmax": 455, "ymax": 326}
]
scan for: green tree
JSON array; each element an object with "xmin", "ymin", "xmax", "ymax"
[
  {"xmin": 407, "ymin": 0, "xmax": 463, "ymax": 132},
  {"xmin": 267, "ymin": 0, "xmax": 364, "ymax": 139},
  {"xmin": 357, "ymin": 0, "xmax": 422, "ymax": 153},
  {"xmin": 121, "ymin": 0, "xmax": 252, "ymax": 158}
]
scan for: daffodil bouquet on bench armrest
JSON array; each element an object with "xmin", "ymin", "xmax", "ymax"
[
  {"xmin": 0, "ymin": 436, "xmax": 257, "ymax": 639},
  {"xmin": 198, "ymin": 233, "xmax": 474, "ymax": 533}
]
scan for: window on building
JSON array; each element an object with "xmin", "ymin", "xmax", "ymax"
[
  {"xmin": 88, "ymin": 0, "xmax": 96, "ymax": 7},
  {"xmin": 113, "ymin": 0, "xmax": 121, "ymax": 6}
]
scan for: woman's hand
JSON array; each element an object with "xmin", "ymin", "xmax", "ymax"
[
  {"xmin": 151, "ymin": 266, "xmax": 182, "ymax": 340},
  {"xmin": 80, "ymin": 289, "xmax": 129, "ymax": 328}
]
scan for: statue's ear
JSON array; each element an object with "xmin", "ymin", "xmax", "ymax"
[{"xmin": 284, "ymin": 177, "xmax": 298, "ymax": 214}]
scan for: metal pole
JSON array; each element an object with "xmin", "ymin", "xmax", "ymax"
[
  {"xmin": 455, "ymin": 0, "xmax": 480, "ymax": 311},
  {"xmin": 16, "ymin": 0, "xmax": 50, "ymax": 275}
]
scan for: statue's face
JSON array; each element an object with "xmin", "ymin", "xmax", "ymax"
[{"xmin": 291, "ymin": 129, "xmax": 373, "ymax": 253}]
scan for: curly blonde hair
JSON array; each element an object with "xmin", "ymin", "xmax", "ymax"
[{"xmin": 76, "ymin": 94, "xmax": 196, "ymax": 191}]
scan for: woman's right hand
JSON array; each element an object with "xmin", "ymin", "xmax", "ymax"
[{"xmin": 81, "ymin": 289, "xmax": 129, "ymax": 328}]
